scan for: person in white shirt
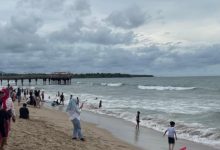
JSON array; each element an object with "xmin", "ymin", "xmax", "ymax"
[
  {"xmin": 163, "ymin": 121, "xmax": 177, "ymax": 150},
  {"xmin": 66, "ymin": 95, "xmax": 85, "ymax": 141}
]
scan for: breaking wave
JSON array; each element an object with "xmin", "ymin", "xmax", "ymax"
[{"xmin": 138, "ymin": 85, "xmax": 196, "ymax": 91}]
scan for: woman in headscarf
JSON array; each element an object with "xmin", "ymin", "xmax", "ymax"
[
  {"xmin": 0, "ymin": 87, "xmax": 16, "ymax": 145},
  {"xmin": 66, "ymin": 95, "xmax": 84, "ymax": 141},
  {"xmin": 0, "ymin": 89, "xmax": 10, "ymax": 149}
]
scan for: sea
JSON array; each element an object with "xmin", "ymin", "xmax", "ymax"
[{"xmin": 2, "ymin": 76, "xmax": 220, "ymax": 148}]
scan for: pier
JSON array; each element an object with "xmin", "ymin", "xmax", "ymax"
[{"xmin": 0, "ymin": 73, "xmax": 72, "ymax": 86}]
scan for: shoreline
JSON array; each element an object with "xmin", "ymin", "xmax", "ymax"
[
  {"xmin": 81, "ymin": 110, "xmax": 220, "ymax": 150},
  {"xmin": 45, "ymin": 101, "xmax": 219, "ymax": 150},
  {"xmin": 7, "ymin": 104, "xmax": 142, "ymax": 150},
  {"xmin": 5, "ymin": 100, "xmax": 219, "ymax": 150}
]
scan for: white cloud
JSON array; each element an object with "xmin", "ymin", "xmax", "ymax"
[{"xmin": 106, "ymin": 5, "xmax": 151, "ymax": 29}]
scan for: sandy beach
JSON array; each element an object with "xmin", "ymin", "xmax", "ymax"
[
  {"xmin": 6, "ymin": 104, "xmax": 141, "ymax": 150},
  {"xmin": 3, "ymin": 101, "xmax": 219, "ymax": 150}
]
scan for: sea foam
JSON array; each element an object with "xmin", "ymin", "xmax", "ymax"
[{"xmin": 138, "ymin": 85, "xmax": 196, "ymax": 91}]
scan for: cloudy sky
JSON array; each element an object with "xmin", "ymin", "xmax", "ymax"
[{"xmin": 0, "ymin": 0, "xmax": 220, "ymax": 76}]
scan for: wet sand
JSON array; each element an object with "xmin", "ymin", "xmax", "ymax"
[
  {"xmin": 6, "ymin": 105, "xmax": 141, "ymax": 150},
  {"xmin": 6, "ymin": 103, "xmax": 219, "ymax": 150},
  {"xmin": 81, "ymin": 111, "xmax": 220, "ymax": 150}
]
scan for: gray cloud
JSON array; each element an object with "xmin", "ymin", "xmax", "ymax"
[
  {"xmin": 0, "ymin": 14, "xmax": 45, "ymax": 53},
  {"xmin": 105, "ymin": 5, "xmax": 151, "ymax": 29},
  {"xmin": 65, "ymin": 0, "xmax": 91, "ymax": 16},
  {"xmin": 49, "ymin": 19, "xmax": 135, "ymax": 45},
  {"xmin": 16, "ymin": 0, "xmax": 66, "ymax": 12}
]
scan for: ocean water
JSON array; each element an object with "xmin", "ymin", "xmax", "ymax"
[{"xmin": 2, "ymin": 76, "xmax": 220, "ymax": 148}]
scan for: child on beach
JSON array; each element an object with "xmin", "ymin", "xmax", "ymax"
[
  {"xmin": 163, "ymin": 121, "xmax": 177, "ymax": 150},
  {"xmin": 136, "ymin": 111, "xmax": 140, "ymax": 129},
  {"xmin": 19, "ymin": 103, "xmax": 29, "ymax": 119}
]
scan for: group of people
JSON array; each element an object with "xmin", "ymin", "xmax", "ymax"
[
  {"xmin": 0, "ymin": 84, "xmax": 179, "ymax": 150},
  {"xmin": 26, "ymin": 89, "xmax": 44, "ymax": 108},
  {"xmin": 51, "ymin": 91, "xmax": 65, "ymax": 106},
  {"xmin": 10, "ymin": 87, "xmax": 44, "ymax": 109},
  {"xmin": 0, "ymin": 85, "xmax": 30, "ymax": 149},
  {"xmin": 66, "ymin": 96, "xmax": 178, "ymax": 150}
]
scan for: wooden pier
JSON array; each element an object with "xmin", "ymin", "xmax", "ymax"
[{"xmin": 0, "ymin": 73, "xmax": 73, "ymax": 86}]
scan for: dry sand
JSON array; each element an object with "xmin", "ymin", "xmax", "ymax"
[{"xmin": 6, "ymin": 105, "xmax": 141, "ymax": 150}]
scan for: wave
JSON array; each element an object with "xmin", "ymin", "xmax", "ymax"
[
  {"xmin": 107, "ymin": 83, "xmax": 123, "ymax": 87},
  {"xmin": 84, "ymin": 106, "xmax": 220, "ymax": 148},
  {"xmin": 100, "ymin": 83, "xmax": 123, "ymax": 87},
  {"xmin": 43, "ymin": 90, "xmax": 220, "ymax": 148},
  {"xmin": 138, "ymin": 85, "xmax": 196, "ymax": 91},
  {"xmin": 100, "ymin": 83, "xmax": 107, "ymax": 86}
]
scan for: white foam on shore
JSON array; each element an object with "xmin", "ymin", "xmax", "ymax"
[
  {"xmin": 42, "ymin": 90, "xmax": 220, "ymax": 149},
  {"xmin": 107, "ymin": 83, "xmax": 123, "ymax": 87}
]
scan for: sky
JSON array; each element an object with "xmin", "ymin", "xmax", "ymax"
[{"xmin": 0, "ymin": 0, "xmax": 220, "ymax": 76}]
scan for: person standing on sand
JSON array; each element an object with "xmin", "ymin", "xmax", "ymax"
[
  {"xmin": 163, "ymin": 121, "xmax": 177, "ymax": 150},
  {"xmin": 76, "ymin": 97, "xmax": 79, "ymax": 106},
  {"xmin": 0, "ymin": 88, "xmax": 16, "ymax": 147},
  {"xmin": 41, "ymin": 91, "xmax": 44, "ymax": 102},
  {"xmin": 16, "ymin": 88, "xmax": 21, "ymax": 106},
  {"xmin": 0, "ymin": 90, "xmax": 10, "ymax": 150},
  {"xmin": 66, "ymin": 95, "xmax": 85, "ymax": 141},
  {"xmin": 23, "ymin": 89, "xmax": 27, "ymax": 100},
  {"xmin": 60, "ymin": 93, "xmax": 64, "ymax": 105},
  {"xmin": 11, "ymin": 90, "xmax": 16, "ymax": 102}
]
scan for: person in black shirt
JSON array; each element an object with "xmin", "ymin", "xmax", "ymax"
[
  {"xmin": 19, "ymin": 103, "xmax": 29, "ymax": 119},
  {"xmin": 99, "ymin": 100, "xmax": 102, "ymax": 108},
  {"xmin": 60, "ymin": 93, "xmax": 64, "ymax": 105},
  {"xmin": 136, "ymin": 111, "xmax": 140, "ymax": 129}
]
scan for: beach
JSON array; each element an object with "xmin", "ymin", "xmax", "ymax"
[
  {"xmin": 0, "ymin": 76, "xmax": 219, "ymax": 150},
  {"xmin": 5, "ymin": 103, "xmax": 219, "ymax": 150},
  {"xmin": 82, "ymin": 111, "xmax": 220, "ymax": 150},
  {"xmin": 6, "ymin": 105, "xmax": 141, "ymax": 150}
]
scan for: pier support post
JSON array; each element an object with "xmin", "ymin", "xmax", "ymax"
[
  {"xmin": 35, "ymin": 78, "xmax": 38, "ymax": 85},
  {"xmin": 29, "ymin": 79, "xmax": 31, "ymax": 86},
  {"xmin": 21, "ymin": 79, "xmax": 24, "ymax": 86},
  {"xmin": 43, "ymin": 78, "xmax": 46, "ymax": 85}
]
